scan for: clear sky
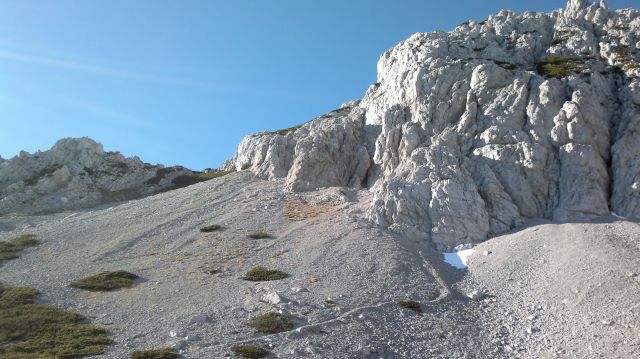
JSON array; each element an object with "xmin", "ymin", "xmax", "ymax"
[{"xmin": 0, "ymin": 0, "xmax": 636, "ymax": 169}]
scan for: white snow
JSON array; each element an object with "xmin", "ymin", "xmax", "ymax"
[
  {"xmin": 443, "ymin": 248, "xmax": 475, "ymax": 269},
  {"xmin": 611, "ymin": 211, "xmax": 628, "ymax": 220}
]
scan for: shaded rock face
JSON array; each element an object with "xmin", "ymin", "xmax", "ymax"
[
  {"xmin": 0, "ymin": 137, "xmax": 196, "ymax": 215},
  {"xmin": 227, "ymin": 1, "xmax": 640, "ymax": 250}
]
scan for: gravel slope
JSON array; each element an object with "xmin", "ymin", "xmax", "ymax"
[
  {"xmin": 460, "ymin": 218, "xmax": 640, "ymax": 358},
  {"xmin": 1, "ymin": 171, "xmax": 637, "ymax": 358}
]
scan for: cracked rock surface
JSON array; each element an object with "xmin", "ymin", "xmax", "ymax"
[{"xmin": 226, "ymin": 0, "xmax": 640, "ymax": 249}]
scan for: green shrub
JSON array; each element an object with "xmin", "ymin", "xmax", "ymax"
[
  {"xmin": 230, "ymin": 344, "xmax": 269, "ymax": 358},
  {"xmin": 243, "ymin": 266, "xmax": 289, "ymax": 281},
  {"xmin": 71, "ymin": 270, "xmax": 138, "ymax": 291},
  {"xmin": 0, "ymin": 282, "xmax": 112, "ymax": 357},
  {"xmin": 537, "ymin": 56, "xmax": 587, "ymax": 78},
  {"xmin": 200, "ymin": 224, "xmax": 222, "ymax": 232},
  {"xmin": 0, "ymin": 234, "xmax": 38, "ymax": 264},
  {"xmin": 247, "ymin": 232, "xmax": 272, "ymax": 239},
  {"xmin": 398, "ymin": 300, "xmax": 422, "ymax": 314},
  {"xmin": 249, "ymin": 312, "xmax": 294, "ymax": 334},
  {"xmin": 129, "ymin": 347, "xmax": 178, "ymax": 359}
]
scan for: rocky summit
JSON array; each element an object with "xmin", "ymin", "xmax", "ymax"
[
  {"xmin": 0, "ymin": 137, "xmax": 207, "ymax": 215},
  {"xmin": 225, "ymin": 0, "xmax": 640, "ymax": 249}
]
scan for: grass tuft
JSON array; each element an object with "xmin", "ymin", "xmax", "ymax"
[
  {"xmin": 200, "ymin": 224, "xmax": 222, "ymax": 232},
  {"xmin": 230, "ymin": 344, "xmax": 269, "ymax": 358},
  {"xmin": 71, "ymin": 270, "xmax": 138, "ymax": 291},
  {"xmin": 0, "ymin": 282, "xmax": 112, "ymax": 357},
  {"xmin": 243, "ymin": 266, "xmax": 289, "ymax": 281},
  {"xmin": 0, "ymin": 234, "xmax": 38, "ymax": 265},
  {"xmin": 398, "ymin": 300, "xmax": 422, "ymax": 314},
  {"xmin": 129, "ymin": 348, "xmax": 178, "ymax": 359},
  {"xmin": 249, "ymin": 312, "xmax": 294, "ymax": 334},
  {"xmin": 536, "ymin": 56, "xmax": 587, "ymax": 78},
  {"xmin": 247, "ymin": 232, "xmax": 272, "ymax": 239}
]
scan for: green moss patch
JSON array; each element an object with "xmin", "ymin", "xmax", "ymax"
[
  {"xmin": 129, "ymin": 347, "xmax": 178, "ymax": 359},
  {"xmin": 0, "ymin": 282, "xmax": 112, "ymax": 357},
  {"xmin": 71, "ymin": 270, "xmax": 138, "ymax": 291},
  {"xmin": 230, "ymin": 344, "xmax": 269, "ymax": 358},
  {"xmin": 537, "ymin": 56, "xmax": 587, "ymax": 78},
  {"xmin": 247, "ymin": 232, "xmax": 272, "ymax": 239},
  {"xmin": 243, "ymin": 266, "xmax": 289, "ymax": 282},
  {"xmin": 200, "ymin": 224, "xmax": 222, "ymax": 233},
  {"xmin": 249, "ymin": 312, "xmax": 294, "ymax": 334},
  {"xmin": 0, "ymin": 234, "xmax": 38, "ymax": 265},
  {"xmin": 398, "ymin": 300, "xmax": 422, "ymax": 314}
]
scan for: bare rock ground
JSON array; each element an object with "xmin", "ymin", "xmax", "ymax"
[
  {"xmin": 1, "ymin": 171, "xmax": 638, "ymax": 358},
  {"xmin": 460, "ymin": 218, "xmax": 640, "ymax": 358}
]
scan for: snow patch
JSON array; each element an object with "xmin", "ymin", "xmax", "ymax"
[
  {"xmin": 611, "ymin": 211, "xmax": 628, "ymax": 220},
  {"xmin": 443, "ymin": 249, "xmax": 475, "ymax": 269}
]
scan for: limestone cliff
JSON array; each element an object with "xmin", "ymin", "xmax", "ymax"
[{"xmin": 226, "ymin": 0, "xmax": 640, "ymax": 249}]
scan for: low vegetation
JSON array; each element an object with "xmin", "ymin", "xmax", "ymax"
[
  {"xmin": 536, "ymin": 56, "xmax": 587, "ymax": 78},
  {"xmin": 249, "ymin": 312, "xmax": 294, "ymax": 334},
  {"xmin": 200, "ymin": 224, "xmax": 222, "ymax": 232},
  {"xmin": 230, "ymin": 344, "xmax": 269, "ymax": 358},
  {"xmin": 195, "ymin": 170, "xmax": 231, "ymax": 181},
  {"xmin": 0, "ymin": 234, "xmax": 38, "ymax": 265},
  {"xmin": 247, "ymin": 231, "xmax": 272, "ymax": 239},
  {"xmin": 0, "ymin": 282, "xmax": 112, "ymax": 357},
  {"xmin": 71, "ymin": 270, "xmax": 138, "ymax": 291},
  {"xmin": 243, "ymin": 266, "xmax": 289, "ymax": 281},
  {"xmin": 398, "ymin": 300, "xmax": 423, "ymax": 314},
  {"xmin": 129, "ymin": 347, "xmax": 178, "ymax": 359}
]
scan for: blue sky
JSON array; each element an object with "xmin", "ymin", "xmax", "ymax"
[{"xmin": 0, "ymin": 0, "xmax": 636, "ymax": 169}]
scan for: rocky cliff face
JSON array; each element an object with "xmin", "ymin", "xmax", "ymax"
[
  {"xmin": 226, "ymin": 0, "xmax": 640, "ymax": 249},
  {"xmin": 0, "ymin": 137, "xmax": 202, "ymax": 215}
]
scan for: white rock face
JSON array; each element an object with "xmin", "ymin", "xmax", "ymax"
[
  {"xmin": 243, "ymin": 1, "xmax": 640, "ymax": 249},
  {"xmin": 0, "ymin": 137, "xmax": 198, "ymax": 215},
  {"xmin": 227, "ymin": 1, "xmax": 640, "ymax": 249}
]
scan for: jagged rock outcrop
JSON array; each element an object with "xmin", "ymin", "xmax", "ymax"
[
  {"xmin": 226, "ymin": 0, "xmax": 640, "ymax": 249},
  {"xmin": 0, "ymin": 137, "xmax": 204, "ymax": 215}
]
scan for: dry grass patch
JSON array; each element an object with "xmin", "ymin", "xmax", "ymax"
[
  {"xmin": 243, "ymin": 266, "xmax": 289, "ymax": 281},
  {"xmin": 230, "ymin": 344, "xmax": 269, "ymax": 358},
  {"xmin": 71, "ymin": 270, "xmax": 138, "ymax": 291},
  {"xmin": 398, "ymin": 300, "xmax": 423, "ymax": 314},
  {"xmin": 247, "ymin": 232, "xmax": 272, "ymax": 239},
  {"xmin": 200, "ymin": 224, "xmax": 222, "ymax": 232},
  {"xmin": 129, "ymin": 347, "xmax": 177, "ymax": 359},
  {"xmin": 0, "ymin": 234, "xmax": 38, "ymax": 265},
  {"xmin": 0, "ymin": 282, "xmax": 112, "ymax": 357},
  {"xmin": 537, "ymin": 56, "xmax": 587, "ymax": 78},
  {"xmin": 249, "ymin": 312, "xmax": 294, "ymax": 334}
]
